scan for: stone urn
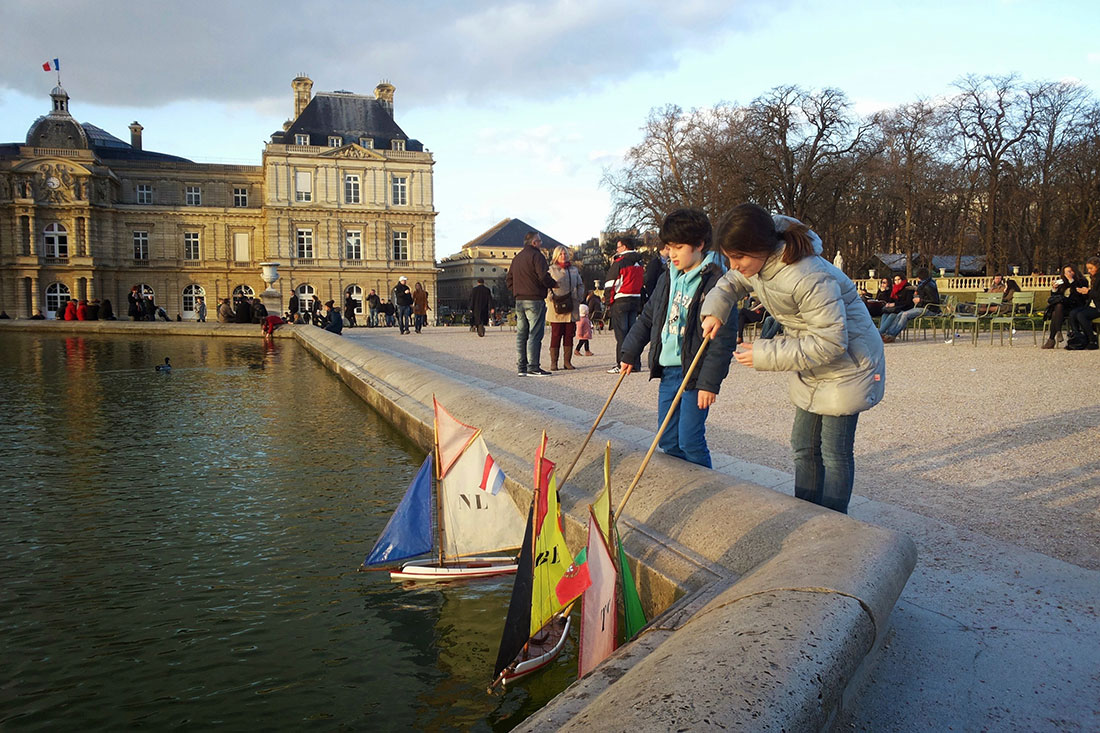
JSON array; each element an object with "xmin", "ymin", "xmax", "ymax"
[{"xmin": 259, "ymin": 262, "xmax": 282, "ymax": 318}]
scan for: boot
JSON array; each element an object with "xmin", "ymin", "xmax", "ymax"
[
  {"xmin": 550, "ymin": 346, "xmax": 560, "ymax": 371},
  {"xmin": 563, "ymin": 348, "xmax": 575, "ymax": 370},
  {"xmin": 1041, "ymin": 338, "xmax": 1055, "ymax": 349},
  {"xmin": 574, "ymin": 346, "xmax": 582, "ymax": 356}
]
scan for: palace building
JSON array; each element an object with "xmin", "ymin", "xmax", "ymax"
[
  {"xmin": 436, "ymin": 218, "xmax": 566, "ymax": 314},
  {"xmin": 0, "ymin": 76, "xmax": 437, "ymax": 319}
]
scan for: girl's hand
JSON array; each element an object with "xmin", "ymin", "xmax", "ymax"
[
  {"xmin": 701, "ymin": 315, "xmax": 723, "ymax": 340},
  {"xmin": 620, "ymin": 363, "xmax": 633, "ymax": 375},
  {"xmin": 698, "ymin": 390, "xmax": 717, "ymax": 409},
  {"xmin": 733, "ymin": 342, "xmax": 754, "ymax": 367}
]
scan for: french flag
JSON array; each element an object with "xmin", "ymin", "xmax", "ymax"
[
  {"xmin": 42, "ymin": 59, "xmax": 59, "ymax": 72},
  {"xmin": 479, "ymin": 452, "xmax": 505, "ymax": 495}
]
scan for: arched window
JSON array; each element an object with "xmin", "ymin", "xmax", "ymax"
[
  {"xmin": 137, "ymin": 283, "xmax": 155, "ymax": 299},
  {"xmin": 182, "ymin": 284, "xmax": 205, "ymax": 319},
  {"xmin": 44, "ymin": 223, "xmax": 68, "ymax": 258},
  {"xmin": 44, "ymin": 282, "xmax": 71, "ymax": 318},
  {"xmin": 232, "ymin": 284, "xmax": 254, "ymax": 306},
  {"xmin": 345, "ymin": 285, "xmax": 363, "ymax": 316},
  {"xmin": 296, "ymin": 284, "xmax": 315, "ymax": 308}
]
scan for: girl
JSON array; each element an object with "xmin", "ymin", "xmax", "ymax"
[
  {"xmin": 1043, "ymin": 264, "xmax": 1088, "ymax": 349},
  {"xmin": 700, "ymin": 203, "xmax": 885, "ymax": 513},
  {"xmin": 575, "ymin": 303, "xmax": 594, "ymax": 356}
]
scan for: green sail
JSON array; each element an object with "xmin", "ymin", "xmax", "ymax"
[{"xmin": 616, "ymin": 528, "xmax": 647, "ymax": 640}]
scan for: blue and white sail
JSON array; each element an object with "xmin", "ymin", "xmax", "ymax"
[{"xmin": 363, "ymin": 454, "xmax": 434, "ymax": 566}]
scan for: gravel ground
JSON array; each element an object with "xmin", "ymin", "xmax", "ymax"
[{"xmin": 344, "ymin": 323, "xmax": 1100, "ymax": 571}]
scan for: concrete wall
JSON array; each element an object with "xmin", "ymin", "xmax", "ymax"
[{"xmin": 4, "ymin": 320, "xmax": 917, "ymax": 731}]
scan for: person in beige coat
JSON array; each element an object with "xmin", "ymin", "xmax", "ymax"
[
  {"xmin": 701, "ymin": 204, "xmax": 885, "ymax": 514},
  {"xmin": 545, "ymin": 245, "xmax": 586, "ymax": 370}
]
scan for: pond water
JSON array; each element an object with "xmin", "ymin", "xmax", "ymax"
[{"xmin": 0, "ymin": 333, "xmax": 573, "ymax": 731}]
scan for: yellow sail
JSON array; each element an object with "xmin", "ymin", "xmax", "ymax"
[
  {"xmin": 592, "ymin": 442, "xmax": 612, "ymax": 547},
  {"xmin": 531, "ymin": 436, "xmax": 586, "ymax": 635}
]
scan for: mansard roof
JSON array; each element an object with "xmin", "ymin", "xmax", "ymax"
[
  {"xmin": 461, "ymin": 218, "xmax": 567, "ymax": 252},
  {"xmin": 80, "ymin": 123, "xmax": 193, "ymax": 163},
  {"xmin": 271, "ymin": 91, "xmax": 424, "ymax": 151}
]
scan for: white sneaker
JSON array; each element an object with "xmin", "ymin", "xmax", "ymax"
[{"xmin": 606, "ymin": 365, "xmax": 621, "ymax": 374}]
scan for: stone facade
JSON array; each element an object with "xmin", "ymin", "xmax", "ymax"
[{"xmin": 0, "ymin": 77, "xmax": 437, "ymax": 319}]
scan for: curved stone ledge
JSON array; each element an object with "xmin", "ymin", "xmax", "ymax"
[
  {"xmin": 1, "ymin": 321, "xmax": 916, "ymax": 730},
  {"xmin": 0, "ymin": 320, "xmax": 296, "ymax": 338},
  {"xmin": 286, "ymin": 328, "xmax": 917, "ymax": 731}
]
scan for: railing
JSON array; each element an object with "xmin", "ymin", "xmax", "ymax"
[
  {"xmin": 132, "ymin": 260, "xmax": 150, "ymax": 267},
  {"xmin": 294, "ymin": 258, "xmax": 315, "ymax": 266},
  {"xmin": 41, "ymin": 256, "xmax": 69, "ymax": 265},
  {"xmin": 344, "ymin": 259, "xmax": 363, "ymax": 267},
  {"xmin": 32, "ymin": 147, "xmax": 85, "ymax": 158},
  {"xmin": 858, "ymin": 275, "xmax": 1060, "ymax": 293}
]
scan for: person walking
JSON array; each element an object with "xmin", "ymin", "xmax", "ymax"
[
  {"xmin": 506, "ymin": 231, "xmax": 557, "ymax": 377},
  {"xmin": 196, "ymin": 296, "xmax": 207, "ymax": 323},
  {"xmin": 701, "ymin": 203, "xmax": 886, "ymax": 514},
  {"xmin": 344, "ymin": 292, "xmax": 359, "ymax": 328},
  {"xmin": 412, "ymin": 282, "xmax": 431, "ymax": 334},
  {"xmin": 545, "ymin": 245, "xmax": 585, "ymax": 370},
  {"xmin": 469, "ymin": 278, "xmax": 495, "ymax": 337},
  {"xmin": 393, "ymin": 276, "xmax": 414, "ymax": 334},
  {"xmin": 367, "ymin": 289, "xmax": 381, "ymax": 327}
]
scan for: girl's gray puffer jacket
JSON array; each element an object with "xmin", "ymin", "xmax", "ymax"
[{"xmin": 700, "ymin": 216, "xmax": 885, "ymax": 416}]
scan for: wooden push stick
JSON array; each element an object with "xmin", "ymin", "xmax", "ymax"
[
  {"xmin": 558, "ymin": 367, "xmax": 628, "ymax": 487},
  {"xmin": 613, "ymin": 338, "xmax": 710, "ymax": 523}
]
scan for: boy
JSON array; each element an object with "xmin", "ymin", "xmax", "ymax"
[{"xmin": 619, "ymin": 208, "xmax": 737, "ymax": 467}]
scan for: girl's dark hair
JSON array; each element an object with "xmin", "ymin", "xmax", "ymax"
[{"xmin": 714, "ymin": 203, "xmax": 815, "ymax": 265}]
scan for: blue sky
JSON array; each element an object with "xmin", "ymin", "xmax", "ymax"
[{"xmin": 2, "ymin": 0, "xmax": 1097, "ymax": 257}]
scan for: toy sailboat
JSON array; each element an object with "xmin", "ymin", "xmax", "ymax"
[
  {"xmin": 491, "ymin": 434, "xmax": 590, "ymax": 686},
  {"xmin": 361, "ymin": 397, "xmax": 525, "ymax": 581}
]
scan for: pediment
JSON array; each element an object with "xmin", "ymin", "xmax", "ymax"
[
  {"xmin": 12, "ymin": 158, "xmax": 93, "ymax": 176},
  {"xmin": 319, "ymin": 143, "xmax": 384, "ymax": 160}
]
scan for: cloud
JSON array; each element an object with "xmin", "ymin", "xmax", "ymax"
[{"xmin": 0, "ymin": 0, "xmax": 782, "ymax": 108}]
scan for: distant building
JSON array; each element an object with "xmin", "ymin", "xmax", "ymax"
[
  {"xmin": 864, "ymin": 253, "xmax": 986, "ymax": 277},
  {"xmin": 0, "ymin": 76, "xmax": 437, "ymax": 319},
  {"xmin": 436, "ymin": 218, "xmax": 566, "ymax": 313}
]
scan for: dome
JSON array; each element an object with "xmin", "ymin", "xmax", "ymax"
[{"xmin": 25, "ymin": 84, "xmax": 89, "ymax": 149}]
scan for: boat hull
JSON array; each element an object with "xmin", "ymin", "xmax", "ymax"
[
  {"xmin": 390, "ymin": 556, "xmax": 518, "ymax": 581},
  {"xmin": 502, "ymin": 615, "xmax": 571, "ymax": 685}
]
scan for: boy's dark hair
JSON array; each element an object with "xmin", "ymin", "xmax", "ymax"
[
  {"xmin": 617, "ymin": 235, "xmax": 640, "ymax": 250},
  {"xmin": 916, "ymin": 267, "xmax": 930, "ymax": 280},
  {"xmin": 1087, "ymin": 256, "xmax": 1100, "ymax": 269},
  {"xmin": 660, "ymin": 208, "xmax": 712, "ymax": 249}
]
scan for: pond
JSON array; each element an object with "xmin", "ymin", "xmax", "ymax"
[{"xmin": 0, "ymin": 332, "xmax": 574, "ymax": 731}]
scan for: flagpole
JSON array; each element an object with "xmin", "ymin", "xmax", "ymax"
[
  {"xmin": 558, "ymin": 368, "xmax": 627, "ymax": 487},
  {"xmin": 613, "ymin": 338, "xmax": 709, "ymax": 524}
]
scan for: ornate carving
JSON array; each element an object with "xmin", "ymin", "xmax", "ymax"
[{"xmin": 33, "ymin": 163, "xmax": 75, "ymax": 203}]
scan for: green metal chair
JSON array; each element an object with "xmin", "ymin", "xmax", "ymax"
[
  {"xmin": 913, "ymin": 294, "xmax": 957, "ymax": 341},
  {"xmin": 952, "ymin": 292, "xmax": 1002, "ymax": 345},
  {"xmin": 990, "ymin": 291, "xmax": 1039, "ymax": 345}
]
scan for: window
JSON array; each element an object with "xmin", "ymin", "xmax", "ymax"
[
  {"xmin": 345, "ymin": 174, "xmax": 360, "ymax": 204},
  {"xmin": 185, "ymin": 186, "xmax": 201, "ymax": 206},
  {"xmin": 233, "ymin": 187, "xmax": 248, "ymax": 207},
  {"xmin": 345, "ymin": 229, "xmax": 362, "ymax": 260},
  {"xmin": 392, "ymin": 230, "xmax": 408, "ymax": 261},
  {"xmin": 295, "ymin": 284, "xmax": 315, "ymax": 310},
  {"xmin": 391, "ymin": 139, "xmax": 405, "ymax": 151},
  {"xmin": 328, "ymin": 136, "xmax": 342, "ymax": 147},
  {"xmin": 182, "ymin": 284, "xmax": 205, "ymax": 318},
  {"xmin": 297, "ymin": 228, "xmax": 314, "ymax": 259},
  {"xmin": 233, "ymin": 233, "xmax": 250, "ymax": 263},
  {"xmin": 136, "ymin": 184, "xmax": 152, "ymax": 204},
  {"xmin": 44, "ymin": 223, "xmax": 68, "ymax": 258},
  {"xmin": 45, "ymin": 282, "xmax": 71, "ymax": 317},
  {"xmin": 359, "ymin": 137, "xmax": 374, "ymax": 149},
  {"xmin": 233, "ymin": 284, "xmax": 255, "ymax": 299},
  {"xmin": 133, "ymin": 231, "xmax": 149, "ymax": 260},
  {"xmin": 295, "ymin": 171, "xmax": 312, "ymax": 202},
  {"xmin": 295, "ymin": 133, "xmax": 309, "ymax": 145},
  {"xmin": 392, "ymin": 176, "xmax": 408, "ymax": 206},
  {"xmin": 184, "ymin": 232, "xmax": 200, "ymax": 261}
]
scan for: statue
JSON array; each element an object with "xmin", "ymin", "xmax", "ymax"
[{"xmin": 832, "ymin": 251, "xmax": 844, "ymax": 273}]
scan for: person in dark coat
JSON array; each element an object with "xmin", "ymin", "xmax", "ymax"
[
  {"xmin": 469, "ymin": 278, "xmax": 495, "ymax": 337},
  {"xmin": 127, "ymin": 286, "xmax": 142, "ymax": 321},
  {"xmin": 235, "ymin": 296, "xmax": 253, "ymax": 324},
  {"xmin": 310, "ymin": 295, "xmax": 323, "ymax": 326},
  {"xmin": 644, "ymin": 243, "xmax": 670, "ymax": 301},
  {"xmin": 251, "ymin": 297, "xmax": 268, "ymax": 323},
  {"xmin": 100, "ymin": 299, "xmax": 115, "ymax": 320},
  {"xmin": 323, "ymin": 300, "xmax": 343, "ymax": 334},
  {"xmin": 344, "ymin": 293, "xmax": 359, "ymax": 328},
  {"xmin": 393, "ymin": 276, "xmax": 414, "ymax": 334}
]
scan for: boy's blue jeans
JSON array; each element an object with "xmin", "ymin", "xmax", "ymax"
[
  {"xmin": 515, "ymin": 299, "xmax": 547, "ymax": 371},
  {"xmin": 790, "ymin": 407, "xmax": 859, "ymax": 513},
  {"xmin": 657, "ymin": 366, "xmax": 711, "ymax": 468}
]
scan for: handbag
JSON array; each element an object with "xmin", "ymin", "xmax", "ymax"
[
  {"xmin": 1047, "ymin": 293, "xmax": 1065, "ymax": 307},
  {"xmin": 551, "ymin": 291, "xmax": 574, "ymax": 315}
]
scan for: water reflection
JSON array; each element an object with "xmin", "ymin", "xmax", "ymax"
[{"xmin": 0, "ymin": 333, "xmax": 572, "ymax": 731}]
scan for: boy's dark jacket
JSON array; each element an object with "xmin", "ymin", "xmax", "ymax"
[{"xmin": 620, "ymin": 261, "xmax": 738, "ymax": 393}]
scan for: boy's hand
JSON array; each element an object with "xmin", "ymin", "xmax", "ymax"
[
  {"xmin": 701, "ymin": 315, "xmax": 723, "ymax": 340},
  {"xmin": 733, "ymin": 343, "xmax": 754, "ymax": 368},
  {"xmin": 620, "ymin": 363, "xmax": 633, "ymax": 375},
  {"xmin": 698, "ymin": 390, "xmax": 717, "ymax": 409}
]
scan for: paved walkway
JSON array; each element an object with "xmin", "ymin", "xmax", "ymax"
[{"xmin": 342, "ymin": 324, "xmax": 1099, "ymax": 730}]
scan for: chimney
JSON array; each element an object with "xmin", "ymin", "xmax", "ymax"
[
  {"xmin": 374, "ymin": 81, "xmax": 395, "ymax": 116},
  {"xmin": 292, "ymin": 75, "xmax": 313, "ymax": 118},
  {"xmin": 129, "ymin": 121, "xmax": 143, "ymax": 151}
]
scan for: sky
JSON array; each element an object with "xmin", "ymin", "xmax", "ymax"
[{"xmin": 2, "ymin": 0, "xmax": 1098, "ymax": 258}]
